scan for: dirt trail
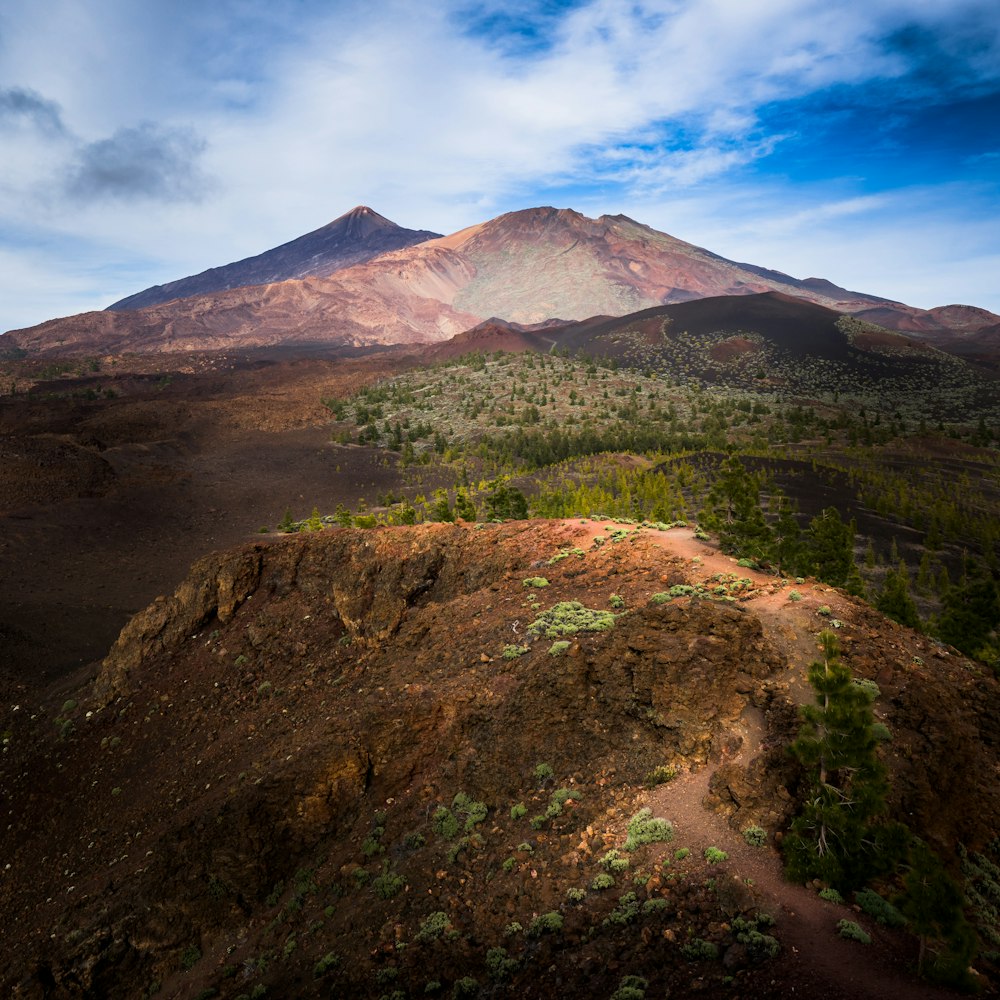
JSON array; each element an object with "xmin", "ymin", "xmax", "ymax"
[{"xmin": 563, "ymin": 519, "xmax": 959, "ymax": 999}]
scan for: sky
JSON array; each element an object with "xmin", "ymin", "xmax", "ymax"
[{"xmin": 1, "ymin": 0, "xmax": 999, "ymax": 334}]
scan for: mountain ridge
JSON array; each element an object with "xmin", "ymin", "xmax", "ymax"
[{"xmin": 6, "ymin": 205, "xmax": 1000, "ymax": 355}]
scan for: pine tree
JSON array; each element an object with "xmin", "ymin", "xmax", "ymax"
[
  {"xmin": 698, "ymin": 456, "xmax": 772, "ymax": 561},
  {"xmin": 877, "ymin": 562, "xmax": 922, "ymax": 631},
  {"xmin": 803, "ymin": 507, "xmax": 853, "ymax": 587},
  {"xmin": 897, "ymin": 840, "xmax": 977, "ymax": 986},
  {"xmin": 784, "ymin": 632, "xmax": 895, "ymax": 889},
  {"xmin": 453, "ymin": 488, "xmax": 477, "ymax": 522},
  {"xmin": 771, "ymin": 494, "xmax": 804, "ymax": 576},
  {"xmin": 936, "ymin": 561, "xmax": 1000, "ymax": 659},
  {"xmin": 864, "ymin": 539, "xmax": 877, "ymax": 569},
  {"xmin": 430, "ymin": 489, "xmax": 454, "ymax": 523},
  {"xmin": 484, "ymin": 479, "xmax": 529, "ymax": 521}
]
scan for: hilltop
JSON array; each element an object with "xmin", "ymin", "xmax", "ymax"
[{"xmin": 3, "ymin": 519, "xmax": 997, "ymax": 998}]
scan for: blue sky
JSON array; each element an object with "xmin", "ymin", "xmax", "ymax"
[{"xmin": 1, "ymin": 0, "xmax": 998, "ymax": 333}]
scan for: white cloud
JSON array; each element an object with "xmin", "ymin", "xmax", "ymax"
[{"xmin": 1, "ymin": 0, "xmax": 999, "ymax": 330}]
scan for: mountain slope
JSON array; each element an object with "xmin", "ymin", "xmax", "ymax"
[
  {"xmin": 6, "ymin": 206, "xmax": 996, "ymax": 355},
  {"xmin": 3, "ymin": 521, "xmax": 997, "ymax": 997},
  {"xmin": 108, "ymin": 206, "xmax": 441, "ymax": 310}
]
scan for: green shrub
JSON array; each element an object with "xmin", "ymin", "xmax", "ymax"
[
  {"xmin": 674, "ymin": 847, "xmax": 690, "ymax": 861},
  {"xmin": 871, "ymin": 722, "xmax": 892, "ymax": 742},
  {"xmin": 855, "ymin": 888, "xmax": 906, "ymax": 927},
  {"xmin": 603, "ymin": 891, "xmax": 641, "ymax": 927},
  {"xmin": 510, "ymin": 802, "xmax": 527, "ymax": 820},
  {"xmin": 502, "ymin": 644, "xmax": 529, "ymax": 660},
  {"xmin": 609, "ymin": 594, "xmax": 625, "ymax": 608},
  {"xmin": 526, "ymin": 911, "xmax": 563, "ymax": 936},
  {"xmin": 451, "ymin": 976, "xmax": 479, "ymax": 998},
  {"xmin": 599, "ymin": 849, "xmax": 630, "ymax": 874},
  {"xmin": 362, "ymin": 831, "xmax": 385, "ymax": 858},
  {"xmin": 681, "ymin": 938, "xmax": 718, "ymax": 961},
  {"xmin": 528, "ymin": 601, "xmax": 616, "ymax": 637},
  {"xmin": 533, "ymin": 762, "xmax": 554, "ymax": 783},
  {"xmin": 642, "ymin": 898, "xmax": 669, "ymax": 915},
  {"xmin": 732, "ymin": 914, "xmax": 780, "ymax": 959},
  {"xmin": 817, "ymin": 605, "xmax": 832, "ymax": 616},
  {"xmin": 372, "ymin": 869, "xmax": 405, "ymax": 899},
  {"xmin": 788, "ymin": 590, "xmax": 802, "ymax": 602},
  {"xmin": 704, "ymin": 846, "xmax": 728, "ymax": 864},
  {"xmin": 566, "ymin": 887, "xmax": 586, "ymax": 903},
  {"xmin": 645, "ymin": 765, "xmax": 676, "ymax": 787},
  {"xmin": 433, "ymin": 807, "xmax": 460, "ymax": 840},
  {"xmin": 522, "ymin": 577, "xmax": 550, "ymax": 588},
  {"xmin": 591, "ymin": 873, "xmax": 615, "ymax": 890},
  {"xmin": 742, "ymin": 825, "xmax": 767, "ymax": 847},
  {"xmin": 624, "ymin": 808, "xmax": 674, "ymax": 851},
  {"xmin": 837, "ymin": 919, "xmax": 871, "ymax": 944},
  {"xmin": 548, "ymin": 640, "xmax": 570, "ymax": 656},
  {"xmin": 610, "ymin": 975, "xmax": 648, "ymax": 1000},
  {"xmin": 180, "ymin": 945, "xmax": 201, "ymax": 970},
  {"xmin": 485, "ymin": 946, "xmax": 518, "ymax": 980},
  {"xmin": 819, "ymin": 887, "xmax": 844, "ymax": 904},
  {"xmin": 375, "ymin": 966, "xmax": 399, "ymax": 985},
  {"xmin": 852, "ymin": 677, "xmax": 881, "ymax": 700},
  {"xmin": 544, "ymin": 787, "xmax": 582, "ymax": 819},
  {"xmin": 452, "ymin": 791, "xmax": 488, "ymax": 831},
  {"xmin": 504, "ymin": 922, "xmax": 522, "ymax": 936},
  {"xmin": 415, "ymin": 911, "xmax": 454, "ymax": 943}
]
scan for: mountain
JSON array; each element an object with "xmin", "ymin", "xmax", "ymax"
[
  {"xmin": 6, "ymin": 206, "xmax": 999, "ymax": 355},
  {"xmin": 107, "ymin": 206, "xmax": 441, "ymax": 310}
]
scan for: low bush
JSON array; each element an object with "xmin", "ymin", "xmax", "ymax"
[
  {"xmin": 855, "ymin": 888, "xmax": 906, "ymax": 927},
  {"xmin": 837, "ymin": 919, "xmax": 871, "ymax": 944},
  {"xmin": 624, "ymin": 808, "xmax": 673, "ymax": 851},
  {"xmin": 681, "ymin": 938, "xmax": 718, "ymax": 961},
  {"xmin": 526, "ymin": 911, "xmax": 563, "ymax": 936}
]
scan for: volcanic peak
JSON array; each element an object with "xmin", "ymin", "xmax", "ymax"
[{"xmin": 106, "ymin": 205, "xmax": 441, "ymax": 311}]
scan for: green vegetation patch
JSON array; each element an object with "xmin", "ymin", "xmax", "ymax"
[
  {"xmin": 837, "ymin": 919, "xmax": 871, "ymax": 944},
  {"xmin": 623, "ymin": 808, "xmax": 674, "ymax": 851},
  {"xmin": 527, "ymin": 600, "xmax": 617, "ymax": 638}
]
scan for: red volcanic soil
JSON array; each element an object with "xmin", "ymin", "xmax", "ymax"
[{"xmin": 709, "ymin": 336, "xmax": 760, "ymax": 362}]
